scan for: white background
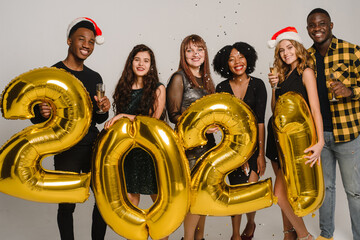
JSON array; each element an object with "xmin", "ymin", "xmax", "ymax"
[{"xmin": 0, "ymin": 0, "xmax": 359, "ymax": 239}]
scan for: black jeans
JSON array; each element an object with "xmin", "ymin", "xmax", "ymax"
[{"xmin": 55, "ymin": 145, "xmax": 107, "ymax": 240}]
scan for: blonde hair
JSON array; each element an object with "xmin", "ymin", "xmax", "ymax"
[{"xmin": 273, "ymin": 39, "xmax": 314, "ymax": 83}]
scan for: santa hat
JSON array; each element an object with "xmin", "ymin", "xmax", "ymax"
[
  {"xmin": 267, "ymin": 26, "xmax": 302, "ymax": 49},
  {"xmin": 66, "ymin": 17, "xmax": 104, "ymax": 45}
]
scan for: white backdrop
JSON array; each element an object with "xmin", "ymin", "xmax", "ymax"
[{"xmin": 1, "ymin": 0, "xmax": 359, "ymax": 239}]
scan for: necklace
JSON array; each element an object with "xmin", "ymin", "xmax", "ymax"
[{"xmin": 233, "ymin": 75, "xmax": 250, "ymax": 83}]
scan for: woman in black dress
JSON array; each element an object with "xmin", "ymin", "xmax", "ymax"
[
  {"xmin": 166, "ymin": 34, "xmax": 216, "ymax": 240},
  {"xmin": 266, "ymin": 27, "xmax": 324, "ymax": 240},
  {"xmin": 104, "ymin": 44, "xmax": 166, "ymax": 239},
  {"xmin": 213, "ymin": 42, "xmax": 267, "ymax": 240}
]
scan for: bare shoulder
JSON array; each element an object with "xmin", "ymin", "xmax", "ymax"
[
  {"xmin": 303, "ymin": 67, "xmax": 315, "ymax": 77},
  {"xmin": 302, "ymin": 68, "xmax": 316, "ymax": 84},
  {"xmin": 157, "ymin": 84, "xmax": 166, "ymax": 92},
  {"xmin": 156, "ymin": 84, "xmax": 166, "ymax": 97}
]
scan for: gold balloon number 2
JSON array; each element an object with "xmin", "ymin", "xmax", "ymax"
[
  {"xmin": 0, "ymin": 67, "xmax": 92, "ymax": 203},
  {"xmin": 176, "ymin": 93, "xmax": 274, "ymax": 215}
]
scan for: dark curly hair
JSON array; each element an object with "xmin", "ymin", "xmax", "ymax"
[
  {"xmin": 213, "ymin": 42, "xmax": 258, "ymax": 79},
  {"xmin": 112, "ymin": 44, "xmax": 159, "ymax": 116}
]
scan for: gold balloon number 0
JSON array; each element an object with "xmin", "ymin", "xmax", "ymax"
[
  {"xmin": 0, "ymin": 67, "xmax": 92, "ymax": 203},
  {"xmin": 92, "ymin": 117, "xmax": 190, "ymax": 240}
]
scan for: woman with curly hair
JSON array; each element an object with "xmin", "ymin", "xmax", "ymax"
[
  {"xmin": 166, "ymin": 34, "xmax": 216, "ymax": 240},
  {"xmin": 266, "ymin": 27, "xmax": 324, "ymax": 240},
  {"xmin": 104, "ymin": 45, "xmax": 166, "ymax": 236},
  {"xmin": 213, "ymin": 42, "xmax": 267, "ymax": 240}
]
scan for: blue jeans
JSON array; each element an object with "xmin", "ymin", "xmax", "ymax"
[{"xmin": 319, "ymin": 132, "xmax": 360, "ymax": 239}]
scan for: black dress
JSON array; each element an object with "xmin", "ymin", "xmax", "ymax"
[
  {"xmin": 266, "ymin": 69, "xmax": 309, "ymax": 165},
  {"xmin": 216, "ymin": 77, "xmax": 267, "ymax": 184},
  {"xmin": 166, "ymin": 70, "xmax": 216, "ymax": 169},
  {"xmin": 123, "ymin": 84, "xmax": 164, "ymax": 195}
]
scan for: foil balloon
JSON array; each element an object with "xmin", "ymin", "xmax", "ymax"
[
  {"xmin": 273, "ymin": 91, "xmax": 324, "ymax": 217},
  {"xmin": 92, "ymin": 116, "xmax": 190, "ymax": 240},
  {"xmin": 176, "ymin": 93, "xmax": 274, "ymax": 216},
  {"xmin": 0, "ymin": 67, "xmax": 92, "ymax": 203}
]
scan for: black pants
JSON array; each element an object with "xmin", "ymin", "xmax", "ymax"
[{"xmin": 54, "ymin": 145, "xmax": 107, "ymax": 240}]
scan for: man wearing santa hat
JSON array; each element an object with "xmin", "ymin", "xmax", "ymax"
[{"xmin": 31, "ymin": 17, "xmax": 110, "ymax": 240}]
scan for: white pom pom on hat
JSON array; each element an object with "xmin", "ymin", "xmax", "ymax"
[
  {"xmin": 267, "ymin": 26, "xmax": 302, "ymax": 49},
  {"xmin": 66, "ymin": 17, "xmax": 104, "ymax": 45}
]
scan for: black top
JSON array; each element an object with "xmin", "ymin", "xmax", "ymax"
[
  {"xmin": 314, "ymin": 51, "xmax": 333, "ymax": 132},
  {"xmin": 31, "ymin": 61, "xmax": 108, "ymax": 145},
  {"xmin": 215, "ymin": 77, "xmax": 267, "ymax": 123},
  {"xmin": 123, "ymin": 82, "xmax": 164, "ymax": 117},
  {"xmin": 275, "ymin": 68, "xmax": 309, "ymax": 104},
  {"xmin": 216, "ymin": 76, "xmax": 267, "ymax": 182}
]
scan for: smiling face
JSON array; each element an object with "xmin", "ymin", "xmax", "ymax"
[
  {"xmin": 278, "ymin": 40, "xmax": 299, "ymax": 69},
  {"xmin": 132, "ymin": 51, "xmax": 151, "ymax": 78},
  {"xmin": 185, "ymin": 42, "xmax": 205, "ymax": 70},
  {"xmin": 307, "ymin": 12, "xmax": 333, "ymax": 45},
  {"xmin": 228, "ymin": 48, "xmax": 247, "ymax": 77},
  {"xmin": 67, "ymin": 27, "xmax": 95, "ymax": 61}
]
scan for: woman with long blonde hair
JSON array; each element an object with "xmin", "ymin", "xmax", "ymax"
[{"xmin": 266, "ymin": 27, "xmax": 324, "ymax": 240}]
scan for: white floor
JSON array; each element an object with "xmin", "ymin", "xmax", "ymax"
[{"xmin": 0, "ymin": 164, "xmax": 353, "ymax": 240}]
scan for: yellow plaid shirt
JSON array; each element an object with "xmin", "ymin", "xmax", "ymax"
[{"xmin": 308, "ymin": 36, "xmax": 360, "ymax": 143}]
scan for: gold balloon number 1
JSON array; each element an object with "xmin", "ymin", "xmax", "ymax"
[
  {"xmin": 273, "ymin": 92, "xmax": 324, "ymax": 217},
  {"xmin": 0, "ymin": 68, "xmax": 92, "ymax": 203}
]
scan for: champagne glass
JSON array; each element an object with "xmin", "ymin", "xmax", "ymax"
[
  {"xmin": 96, "ymin": 83, "xmax": 106, "ymax": 114},
  {"xmin": 328, "ymin": 73, "xmax": 339, "ymax": 102},
  {"xmin": 269, "ymin": 61, "xmax": 280, "ymax": 89}
]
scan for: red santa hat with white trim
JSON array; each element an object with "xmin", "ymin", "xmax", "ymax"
[
  {"xmin": 267, "ymin": 26, "xmax": 302, "ymax": 49},
  {"xmin": 66, "ymin": 17, "xmax": 104, "ymax": 45}
]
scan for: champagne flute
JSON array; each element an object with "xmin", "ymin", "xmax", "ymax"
[
  {"xmin": 328, "ymin": 73, "xmax": 339, "ymax": 102},
  {"xmin": 96, "ymin": 83, "xmax": 106, "ymax": 114},
  {"xmin": 269, "ymin": 61, "xmax": 280, "ymax": 89}
]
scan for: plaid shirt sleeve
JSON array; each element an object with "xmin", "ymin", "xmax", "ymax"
[
  {"xmin": 351, "ymin": 44, "xmax": 360, "ymax": 99},
  {"xmin": 309, "ymin": 37, "xmax": 360, "ymax": 143}
]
